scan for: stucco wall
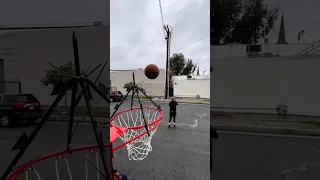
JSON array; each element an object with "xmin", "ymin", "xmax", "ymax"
[
  {"xmin": 110, "ymin": 69, "xmax": 166, "ymax": 97},
  {"xmin": 173, "ymin": 75, "xmax": 210, "ymax": 98},
  {"xmin": 0, "ymin": 25, "xmax": 110, "ymax": 107},
  {"xmin": 211, "ymin": 44, "xmax": 320, "ymax": 116}
]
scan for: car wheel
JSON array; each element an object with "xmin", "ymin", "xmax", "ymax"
[
  {"xmin": 110, "ymin": 97, "xmax": 114, "ymax": 102},
  {"xmin": 0, "ymin": 116, "xmax": 11, "ymax": 127}
]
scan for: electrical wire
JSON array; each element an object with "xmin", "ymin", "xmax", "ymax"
[
  {"xmin": 176, "ymin": 33, "xmax": 210, "ymax": 51},
  {"xmin": 158, "ymin": 0, "xmax": 167, "ymax": 38},
  {"xmin": 158, "ymin": 0, "xmax": 165, "ymax": 26}
]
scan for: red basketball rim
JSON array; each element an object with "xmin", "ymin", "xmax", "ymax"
[{"xmin": 110, "ymin": 106, "xmax": 163, "ymax": 130}]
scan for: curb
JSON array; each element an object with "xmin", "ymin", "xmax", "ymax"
[
  {"xmin": 213, "ymin": 124, "xmax": 320, "ymax": 136},
  {"xmin": 140, "ymin": 99, "xmax": 210, "ymax": 105}
]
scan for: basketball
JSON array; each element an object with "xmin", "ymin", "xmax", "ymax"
[{"xmin": 144, "ymin": 64, "xmax": 159, "ymax": 79}]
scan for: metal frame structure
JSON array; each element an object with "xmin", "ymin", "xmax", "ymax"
[{"xmin": 1, "ymin": 31, "xmax": 110, "ymax": 180}]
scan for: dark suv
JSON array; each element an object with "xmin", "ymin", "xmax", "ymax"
[
  {"xmin": 110, "ymin": 91, "xmax": 123, "ymax": 102},
  {"xmin": 0, "ymin": 93, "xmax": 42, "ymax": 127}
]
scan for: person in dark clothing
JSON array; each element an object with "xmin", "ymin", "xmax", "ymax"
[
  {"xmin": 169, "ymin": 97, "xmax": 178, "ymax": 128},
  {"xmin": 113, "ymin": 170, "xmax": 127, "ymax": 180}
]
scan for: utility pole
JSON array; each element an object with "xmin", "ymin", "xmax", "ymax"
[{"xmin": 163, "ymin": 25, "xmax": 172, "ymax": 99}]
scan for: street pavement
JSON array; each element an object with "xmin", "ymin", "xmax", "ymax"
[
  {"xmin": 213, "ymin": 132, "xmax": 320, "ymax": 180},
  {"xmin": 110, "ymin": 101, "xmax": 210, "ymax": 179},
  {"xmin": 0, "ymin": 101, "xmax": 210, "ymax": 180}
]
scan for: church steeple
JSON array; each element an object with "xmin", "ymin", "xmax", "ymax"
[{"xmin": 276, "ymin": 7, "xmax": 288, "ymax": 44}]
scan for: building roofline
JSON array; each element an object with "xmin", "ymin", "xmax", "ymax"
[
  {"xmin": 0, "ymin": 22, "xmax": 108, "ymax": 31},
  {"xmin": 111, "ymin": 68, "xmax": 165, "ymax": 71},
  {"xmin": 211, "ymin": 41, "xmax": 320, "ymax": 47}
]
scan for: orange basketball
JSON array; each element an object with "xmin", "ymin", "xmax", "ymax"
[{"xmin": 144, "ymin": 64, "xmax": 159, "ymax": 79}]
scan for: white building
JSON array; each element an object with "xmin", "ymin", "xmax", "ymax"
[
  {"xmin": 211, "ymin": 42, "xmax": 320, "ymax": 116},
  {"xmin": 110, "ymin": 68, "xmax": 166, "ymax": 97},
  {"xmin": 173, "ymin": 75, "xmax": 210, "ymax": 99},
  {"xmin": 0, "ymin": 25, "xmax": 109, "ymax": 107}
]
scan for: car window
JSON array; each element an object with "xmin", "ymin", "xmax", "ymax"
[{"xmin": 116, "ymin": 91, "xmax": 122, "ymax": 94}]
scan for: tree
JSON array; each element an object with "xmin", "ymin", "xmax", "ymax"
[
  {"xmin": 211, "ymin": 0, "xmax": 279, "ymax": 45},
  {"xmin": 169, "ymin": 53, "xmax": 197, "ymax": 76},
  {"xmin": 41, "ymin": 62, "xmax": 85, "ymax": 95},
  {"xmin": 123, "ymin": 81, "xmax": 133, "ymax": 92},
  {"xmin": 123, "ymin": 81, "xmax": 146, "ymax": 95}
]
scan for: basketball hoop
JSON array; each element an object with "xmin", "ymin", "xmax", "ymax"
[
  {"xmin": 5, "ymin": 144, "xmax": 111, "ymax": 180},
  {"xmin": 110, "ymin": 106, "xmax": 163, "ymax": 160}
]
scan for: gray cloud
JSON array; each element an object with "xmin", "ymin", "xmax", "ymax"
[
  {"xmin": 262, "ymin": 0, "xmax": 320, "ymax": 43},
  {"xmin": 110, "ymin": 0, "xmax": 210, "ymax": 74}
]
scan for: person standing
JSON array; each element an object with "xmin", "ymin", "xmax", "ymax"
[{"xmin": 168, "ymin": 97, "xmax": 178, "ymax": 128}]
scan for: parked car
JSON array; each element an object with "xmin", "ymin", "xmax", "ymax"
[
  {"xmin": 110, "ymin": 91, "xmax": 124, "ymax": 102},
  {"xmin": 0, "ymin": 93, "xmax": 42, "ymax": 127}
]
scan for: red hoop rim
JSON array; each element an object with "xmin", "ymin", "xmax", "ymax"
[
  {"xmin": 110, "ymin": 106, "xmax": 163, "ymax": 130},
  {"xmin": 6, "ymin": 144, "xmax": 111, "ymax": 180},
  {"xmin": 6, "ymin": 107, "xmax": 163, "ymax": 179},
  {"xmin": 110, "ymin": 106, "xmax": 163, "ymax": 152}
]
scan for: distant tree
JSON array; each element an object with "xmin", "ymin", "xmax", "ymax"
[
  {"xmin": 41, "ymin": 62, "xmax": 85, "ymax": 95},
  {"xmin": 123, "ymin": 81, "xmax": 133, "ymax": 92},
  {"xmin": 123, "ymin": 81, "xmax": 146, "ymax": 96},
  {"xmin": 170, "ymin": 53, "xmax": 197, "ymax": 76},
  {"xmin": 211, "ymin": 0, "xmax": 279, "ymax": 45}
]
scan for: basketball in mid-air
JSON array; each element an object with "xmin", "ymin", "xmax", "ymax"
[{"xmin": 144, "ymin": 64, "xmax": 159, "ymax": 79}]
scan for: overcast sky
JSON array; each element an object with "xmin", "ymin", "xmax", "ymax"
[
  {"xmin": 0, "ymin": 0, "xmax": 108, "ymax": 26},
  {"xmin": 261, "ymin": 0, "xmax": 320, "ymax": 44},
  {"xmin": 110, "ymin": 0, "xmax": 210, "ymax": 74}
]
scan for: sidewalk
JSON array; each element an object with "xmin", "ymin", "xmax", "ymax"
[{"xmin": 212, "ymin": 115, "xmax": 320, "ymax": 136}]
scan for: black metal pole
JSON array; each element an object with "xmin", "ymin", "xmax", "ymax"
[
  {"xmin": 130, "ymin": 72, "xmax": 136, "ymax": 109},
  {"xmin": 72, "ymin": 31, "xmax": 81, "ymax": 76},
  {"xmin": 136, "ymin": 86, "xmax": 162, "ymax": 110},
  {"xmin": 85, "ymin": 79, "xmax": 110, "ymax": 103},
  {"xmin": 164, "ymin": 25, "xmax": 170, "ymax": 99},
  {"xmin": 133, "ymin": 73, "xmax": 150, "ymax": 136},
  {"xmin": 18, "ymin": 82, "xmax": 22, "ymax": 93},
  {"xmin": 96, "ymin": 83, "xmax": 133, "ymax": 128},
  {"xmin": 79, "ymin": 79, "xmax": 109, "ymax": 179},
  {"xmin": 66, "ymin": 80, "xmax": 78, "ymax": 149},
  {"xmin": 1, "ymin": 80, "xmax": 73, "ymax": 180}
]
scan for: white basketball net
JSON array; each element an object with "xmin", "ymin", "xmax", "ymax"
[{"xmin": 111, "ymin": 107, "xmax": 162, "ymax": 160}]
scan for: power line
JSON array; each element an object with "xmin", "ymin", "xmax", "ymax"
[
  {"xmin": 157, "ymin": 0, "xmax": 167, "ymax": 38},
  {"xmin": 176, "ymin": 33, "xmax": 210, "ymax": 51},
  {"xmin": 171, "ymin": 35, "xmax": 179, "ymax": 52},
  {"xmin": 158, "ymin": 0, "xmax": 165, "ymax": 25}
]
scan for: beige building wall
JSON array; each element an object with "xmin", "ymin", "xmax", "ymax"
[
  {"xmin": 110, "ymin": 69, "xmax": 166, "ymax": 97},
  {"xmin": 0, "ymin": 25, "xmax": 109, "ymax": 107}
]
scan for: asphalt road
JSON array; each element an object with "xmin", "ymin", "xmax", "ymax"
[
  {"xmin": 213, "ymin": 132, "xmax": 320, "ymax": 180},
  {"xmin": 110, "ymin": 101, "xmax": 210, "ymax": 179},
  {"xmin": 0, "ymin": 101, "xmax": 210, "ymax": 180}
]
